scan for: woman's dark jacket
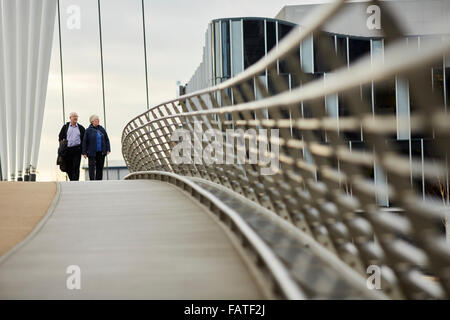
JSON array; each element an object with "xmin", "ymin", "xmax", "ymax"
[{"xmin": 82, "ymin": 124, "xmax": 111, "ymax": 157}]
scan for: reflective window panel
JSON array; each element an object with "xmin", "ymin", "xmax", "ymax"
[
  {"xmin": 243, "ymin": 20, "xmax": 265, "ymax": 69},
  {"xmin": 221, "ymin": 20, "xmax": 231, "ymax": 78},
  {"xmin": 349, "ymin": 38, "xmax": 370, "ymax": 64},
  {"xmin": 313, "ymin": 32, "xmax": 335, "ymax": 73},
  {"xmin": 231, "ymin": 20, "xmax": 243, "ymax": 76}
]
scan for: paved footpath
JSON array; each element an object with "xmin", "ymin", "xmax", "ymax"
[{"xmin": 0, "ymin": 180, "xmax": 263, "ymax": 299}]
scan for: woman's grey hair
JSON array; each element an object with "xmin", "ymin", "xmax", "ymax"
[{"xmin": 89, "ymin": 114, "xmax": 100, "ymax": 124}]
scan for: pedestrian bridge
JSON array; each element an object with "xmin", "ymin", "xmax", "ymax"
[
  {"xmin": 1, "ymin": 0, "xmax": 450, "ymax": 300},
  {"xmin": 0, "ymin": 180, "xmax": 265, "ymax": 299},
  {"xmin": 0, "ymin": 177, "xmax": 384, "ymax": 299}
]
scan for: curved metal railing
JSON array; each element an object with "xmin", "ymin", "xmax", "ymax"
[{"xmin": 122, "ymin": 0, "xmax": 450, "ymax": 299}]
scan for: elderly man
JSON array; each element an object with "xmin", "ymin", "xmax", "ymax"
[{"xmin": 58, "ymin": 112, "xmax": 86, "ymax": 181}]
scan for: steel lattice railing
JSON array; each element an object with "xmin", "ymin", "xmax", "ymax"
[{"xmin": 122, "ymin": 0, "xmax": 450, "ymax": 299}]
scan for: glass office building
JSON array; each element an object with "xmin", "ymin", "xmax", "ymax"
[
  {"xmin": 182, "ymin": 13, "xmax": 450, "ymax": 207},
  {"xmin": 184, "ymin": 17, "xmax": 296, "ymax": 95}
]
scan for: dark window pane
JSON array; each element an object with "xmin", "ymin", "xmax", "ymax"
[
  {"xmin": 221, "ymin": 21, "xmax": 231, "ymax": 78},
  {"xmin": 278, "ymin": 74, "xmax": 291, "ymax": 119},
  {"xmin": 266, "ymin": 21, "xmax": 276, "ymax": 52},
  {"xmin": 410, "ymin": 68, "xmax": 440, "ymax": 139},
  {"xmin": 423, "ymin": 139, "xmax": 446, "ymax": 201},
  {"xmin": 348, "ymin": 38, "xmax": 370, "ymax": 64},
  {"xmin": 267, "ymin": 68, "xmax": 290, "ymax": 95},
  {"xmin": 301, "ymin": 75, "xmax": 323, "ymax": 118},
  {"xmin": 278, "ymin": 22, "xmax": 292, "ymax": 42},
  {"xmin": 432, "ymin": 68, "xmax": 445, "ymax": 106},
  {"xmin": 395, "ymin": 140, "xmax": 410, "ymax": 157},
  {"xmin": 302, "ymin": 102, "xmax": 313, "ymax": 118},
  {"xmin": 339, "ymin": 91, "xmax": 362, "ymax": 141},
  {"xmin": 243, "ymin": 20, "xmax": 265, "ymax": 69},
  {"xmin": 267, "ymin": 69, "xmax": 277, "ymax": 96},
  {"xmin": 361, "ymin": 83, "xmax": 372, "ymax": 106},
  {"xmin": 313, "ymin": 32, "xmax": 335, "ymax": 73},
  {"xmin": 214, "ymin": 22, "xmax": 221, "ymax": 80},
  {"xmin": 374, "ymin": 78, "xmax": 396, "ymax": 140},
  {"xmin": 291, "ymin": 64, "xmax": 301, "ymax": 88},
  {"xmin": 423, "ymin": 138, "xmax": 441, "ymax": 160},
  {"xmin": 278, "ymin": 23, "xmax": 294, "ymax": 74},
  {"xmin": 446, "ymin": 67, "xmax": 450, "ymax": 108},
  {"xmin": 410, "ymin": 139, "xmax": 422, "ymax": 157},
  {"xmin": 385, "ymin": 139, "xmax": 424, "ymax": 206},
  {"xmin": 374, "ymin": 78, "xmax": 396, "ymax": 115},
  {"xmin": 313, "ymin": 98, "xmax": 326, "ymax": 143},
  {"xmin": 350, "ymin": 141, "xmax": 374, "ymax": 180},
  {"xmin": 301, "ymin": 75, "xmax": 325, "ymax": 142},
  {"xmin": 411, "ymin": 139, "xmax": 424, "ymax": 194},
  {"xmin": 338, "ymin": 92, "xmax": 350, "ymax": 117},
  {"xmin": 336, "ymin": 36, "xmax": 348, "ymax": 68}
]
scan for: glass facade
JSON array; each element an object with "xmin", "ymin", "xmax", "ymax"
[
  {"xmin": 183, "ymin": 17, "xmax": 450, "ymax": 207},
  {"xmin": 185, "ymin": 18, "xmax": 296, "ymax": 95}
]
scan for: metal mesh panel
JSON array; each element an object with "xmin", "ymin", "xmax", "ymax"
[{"xmin": 122, "ymin": 0, "xmax": 450, "ymax": 299}]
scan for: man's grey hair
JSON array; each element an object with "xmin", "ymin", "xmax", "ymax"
[
  {"xmin": 69, "ymin": 112, "xmax": 78, "ymax": 118},
  {"xmin": 89, "ymin": 114, "xmax": 100, "ymax": 124}
]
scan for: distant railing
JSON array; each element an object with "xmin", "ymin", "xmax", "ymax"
[{"xmin": 122, "ymin": 0, "xmax": 450, "ymax": 299}]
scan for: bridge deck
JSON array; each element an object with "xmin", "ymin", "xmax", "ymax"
[{"xmin": 0, "ymin": 180, "xmax": 264, "ymax": 299}]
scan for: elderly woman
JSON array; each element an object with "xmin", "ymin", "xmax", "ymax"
[{"xmin": 82, "ymin": 115, "xmax": 111, "ymax": 180}]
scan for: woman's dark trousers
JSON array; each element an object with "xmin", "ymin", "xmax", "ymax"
[{"xmin": 88, "ymin": 152, "xmax": 105, "ymax": 180}]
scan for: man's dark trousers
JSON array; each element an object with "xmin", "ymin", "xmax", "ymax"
[
  {"xmin": 66, "ymin": 145, "xmax": 82, "ymax": 181},
  {"xmin": 88, "ymin": 152, "xmax": 105, "ymax": 180}
]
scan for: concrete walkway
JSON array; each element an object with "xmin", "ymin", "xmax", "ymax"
[{"xmin": 0, "ymin": 180, "xmax": 263, "ymax": 299}]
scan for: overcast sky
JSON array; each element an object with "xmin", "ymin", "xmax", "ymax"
[{"xmin": 37, "ymin": 0, "xmax": 339, "ymax": 181}]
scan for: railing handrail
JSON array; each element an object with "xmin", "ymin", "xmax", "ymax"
[{"xmin": 121, "ymin": 0, "xmax": 450, "ymax": 300}]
